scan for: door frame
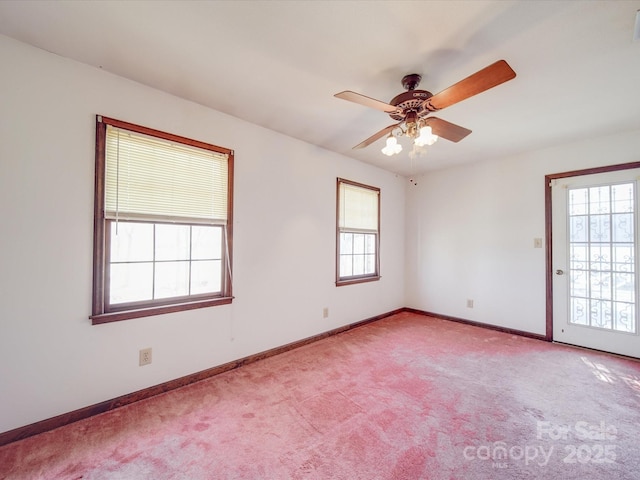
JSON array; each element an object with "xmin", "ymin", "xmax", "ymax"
[{"xmin": 544, "ymin": 161, "xmax": 640, "ymax": 342}]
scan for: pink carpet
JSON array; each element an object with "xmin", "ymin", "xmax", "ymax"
[{"xmin": 1, "ymin": 312, "xmax": 640, "ymax": 479}]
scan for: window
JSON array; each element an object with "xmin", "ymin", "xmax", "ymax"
[
  {"xmin": 336, "ymin": 178, "xmax": 380, "ymax": 285},
  {"xmin": 91, "ymin": 116, "xmax": 233, "ymax": 324}
]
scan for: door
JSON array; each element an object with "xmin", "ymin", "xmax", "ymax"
[{"xmin": 552, "ymin": 168, "xmax": 640, "ymax": 358}]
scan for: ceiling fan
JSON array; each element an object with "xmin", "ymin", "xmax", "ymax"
[{"xmin": 334, "ymin": 60, "xmax": 516, "ymax": 156}]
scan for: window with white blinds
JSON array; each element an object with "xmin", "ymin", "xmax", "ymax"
[
  {"xmin": 337, "ymin": 178, "xmax": 380, "ymax": 284},
  {"xmin": 105, "ymin": 125, "xmax": 228, "ymax": 224},
  {"xmin": 92, "ymin": 116, "xmax": 234, "ymax": 324},
  {"xmin": 338, "ymin": 181, "xmax": 379, "ymax": 231}
]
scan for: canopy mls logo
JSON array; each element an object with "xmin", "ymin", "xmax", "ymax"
[{"xmin": 463, "ymin": 420, "xmax": 618, "ymax": 469}]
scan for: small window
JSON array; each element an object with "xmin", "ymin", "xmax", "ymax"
[
  {"xmin": 336, "ymin": 178, "xmax": 380, "ymax": 285},
  {"xmin": 91, "ymin": 116, "xmax": 233, "ymax": 324}
]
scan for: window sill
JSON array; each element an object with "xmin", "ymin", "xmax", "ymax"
[
  {"xmin": 336, "ymin": 275, "xmax": 380, "ymax": 287},
  {"xmin": 90, "ymin": 297, "xmax": 233, "ymax": 325}
]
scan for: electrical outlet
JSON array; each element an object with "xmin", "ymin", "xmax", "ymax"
[
  {"xmin": 139, "ymin": 348, "xmax": 152, "ymax": 366},
  {"xmin": 467, "ymin": 299, "xmax": 474, "ymax": 308},
  {"xmin": 323, "ymin": 307, "xmax": 329, "ymax": 318}
]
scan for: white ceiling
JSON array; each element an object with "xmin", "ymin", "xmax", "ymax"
[{"xmin": 1, "ymin": 0, "xmax": 639, "ymax": 176}]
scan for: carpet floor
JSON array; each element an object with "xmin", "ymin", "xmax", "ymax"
[{"xmin": 1, "ymin": 312, "xmax": 640, "ymax": 479}]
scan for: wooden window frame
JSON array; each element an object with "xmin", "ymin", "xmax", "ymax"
[
  {"xmin": 90, "ymin": 116, "xmax": 234, "ymax": 325},
  {"xmin": 336, "ymin": 178, "xmax": 381, "ymax": 286}
]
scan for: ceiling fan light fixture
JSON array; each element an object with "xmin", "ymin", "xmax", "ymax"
[
  {"xmin": 381, "ymin": 134, "xmax": 402, "ymax": 156},
  {"xmin": 414, "ymin": 125, "xmax": 438, "ymax": 147}
]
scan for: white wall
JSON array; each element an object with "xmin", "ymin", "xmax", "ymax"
[
  {"xmin": 0, "ymin": 35, "xmax": 406, "ymax": 434},
  {"xmin": 405, "ymin": 128, "xmax": 640, "ymax": 335}
]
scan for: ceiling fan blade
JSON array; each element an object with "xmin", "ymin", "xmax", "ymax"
[
  {"xmin": 424, "ymin": 60, "xmax": 516, "ymax": 112},
  {"xmin": 335, "ymin": 91, "xmax": 400, "ymax": 114},
  {"xmin": 353, "ymin": 123, "xmax": 401, "ymax": 149},
  {"xmin": 424, "ymin": 117, "xmax": 472, "ymax": 143}
]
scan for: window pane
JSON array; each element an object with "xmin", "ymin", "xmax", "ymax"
[
  {"xmin": 353, "ymin": 234, "xmax": 365, "ymax": 254},
  {"xmin": 353, "ymin": 254, "xmax": 365, "ymax": 275},
  {"xmin": 110, "ymin": 262, "xmax": 153, "ymax": 304},
  {"xmin": 155, "ymin": 261, "xmax": 190, "ymax": 299},
  {"xmin": 191, "ymin": 260, "xmax": 222, "ymax": 295},
  {"xmin": 364, "ymin": 234, "xmax": 376, "ymax": 254},
  {"xmin": 110, "ymin": 222, "xmax": 153, "ymax": 262},
  {"xmin": 340, "ymin": 233, "xmax": 353, "ymax": 255},
  {"xmin": 156, "ymin": 224, "xmax": 190, "ymax": 261},
  {"xmin": 364, "ymin": 254, "xmax": 376, "ymax": 274},
  {"xmin": 192, "ymin": 226, "xmax": 222, "ymax": 260},
  {"xmin": 340, "ymin": 255, "xmax": 353, "ymax": 277}
]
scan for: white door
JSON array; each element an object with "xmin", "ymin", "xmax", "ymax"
[{"xmin": 552, "ymin": 169, "xmax": 640, "ymax": 358}]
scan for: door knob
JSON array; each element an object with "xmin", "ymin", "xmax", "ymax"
[{"xmin": 556, "ymin": 269, "xmax": 564, "ymax": 275}]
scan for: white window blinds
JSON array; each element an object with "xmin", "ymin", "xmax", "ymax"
[
  {"xmin": 105, "ymin": 125, "xmax": 229, "ymax": 224},
  {"xmin": 338, "ymin": 180, "xmax": 379, "ymax": 231}
]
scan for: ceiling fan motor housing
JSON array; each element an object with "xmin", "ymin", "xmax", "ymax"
[{"xmin": 388, "ymin": 90, "xmax": 433, "ymax": 121}]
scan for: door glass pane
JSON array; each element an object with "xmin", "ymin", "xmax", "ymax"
[
  {"xmin": 612, "ymin": 213, "xmax": 633, "ymax": 242},
  {"xmin": 569, "ymin": 188, "xmax": 588, "ymax": 215},
  {"xmin": 590, "ymin": 300, "xmax": 612, "ymax": 329},
  {"xmin": 589, "ymin": 186, "xmax": 611, "ymax": 214},
  {"xmin": 613, "ymin": 244, "xmax": 634, "ymax": 272},
  {"xmin": 571, "ymin": 297, "xmax": 589, "ymax": 325},
  {"xmin": 570, "ymin": 216, "xmax": 588, "ymax": 242},
  {"xmin": 612, "ymin": 184, "xmax": 634, "ymax": 213},
  {"xmin": 614, "ymin": 303, "xmax": 635, "ymax": 332},
  {"xmin": 568, "ymin": 183, "xmax": 637, "ymax": 333},
  {"xmin": 589, "ymin": 215, "xmax": 610, "ymax": 242}
]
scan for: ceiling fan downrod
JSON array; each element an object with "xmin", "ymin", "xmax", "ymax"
[{"xmin": 401, "ymin": 74, "xmax": 422, "ymax": 91}]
